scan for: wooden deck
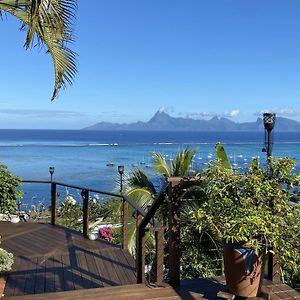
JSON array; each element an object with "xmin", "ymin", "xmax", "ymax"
[
  {"xmin": 4, "ymin": 277, "xmax": 300, "ymax": 300},
  {"xmin": 0, "ymin": 222, "xmax": 136, "ymax": 297}
]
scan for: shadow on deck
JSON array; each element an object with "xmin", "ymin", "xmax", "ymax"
[{"xmin": 0, "ymin": 221, "xmax": 136, "ymax": 297}]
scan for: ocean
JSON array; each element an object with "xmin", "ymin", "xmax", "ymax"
[{"xmin": 0, "ymin": 129, "xmax": 299, "ymax": 209}]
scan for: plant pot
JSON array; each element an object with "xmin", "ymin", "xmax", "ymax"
[
  {"xmin": 223, "ymin": 243, "xmax": 265, "ymax": 297},
  {"xmin": 0, "ymin": 275, "xmax": 7, "ymax": 297},
  {"xmin": 10, "ymin": 215, "xmax": 20, "ymax": 224}
]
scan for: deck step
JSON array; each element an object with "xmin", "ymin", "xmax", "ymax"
[{"xmin": 3, "ymin": 283, "xmax": 205, "ymax": 300}]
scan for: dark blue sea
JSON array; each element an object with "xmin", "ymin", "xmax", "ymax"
[{"xmin": 0, "ymin": 130, "xmax": 299, "ymax": 209}]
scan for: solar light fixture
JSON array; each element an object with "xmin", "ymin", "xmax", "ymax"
[
  {"xmin": 49, "ymin": 166, "xmax": 55, "ymax": 181},
  {"xmin": 262, "ymin": 113, "xmax": 276, "ymax": 157},
  {"xmin": 118, "ymin": 165, "xmax": 125, "ymax": 193}
]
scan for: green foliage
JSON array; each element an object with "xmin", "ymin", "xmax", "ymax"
[
  {"xmin": 0, "ymin": 0, "xmax": 77, "ymax": 100},
  {"xmin": 57, "ymin": 193, "xmax": 108, "ymax": 232},
  {"xmin": 190, "ymin": 157, "xmax": 300, "ymax": 279},
  {"xmin": 58, "ymin": 194, "xmax": 82, "ymax": 231},
  {"xmin": 215, "ymin": 142, "xmax": 231, "ymax": 169},
  {"xmin": 0, "ymin": 238, "xmax": 14, "ymax": 273},
  {"xmin": 0, "ymin": 164, "xmax": 22, "ymax": 214},
  {"xmin": 152, "ymin": 147, "xmax": 197, "ymax": 177}
]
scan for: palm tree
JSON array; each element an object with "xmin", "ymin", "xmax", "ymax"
[
  {"xmin": 123, "ymin": 147, "xmax": 197, "ymax": 253},
  {"xmin": 0, "ymin": 0, "xmax": 77, "ymax": 100}
]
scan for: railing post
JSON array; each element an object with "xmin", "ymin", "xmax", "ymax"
[
  {"xmin": 154, "ymin": 227, "xmax": 164, "ymax": 285},
  {"xmin": 136, "ymin": 212, "xmax": 145, "ymax": 283},
  {"xmin": 51, "ymin": 182, "xmax": 57, "ymax": 225},
  {"xmin": 267, "ymin": 252, "xmax": 280, "ymax": 281},
  {"xmin": 122, "ymin": 198, "xmax": 129, "ymax": 250},
  {"xmin": 81, "ymin": 189, "xmax": 89, "ymax": 237},
  {"xmin": 167, "ymin": 178, "xmax": 182, "ymax": 286}
]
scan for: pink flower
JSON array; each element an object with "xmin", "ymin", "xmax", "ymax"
[{"xmin": 98, "ymin": 227, "xmax": 113, "ymax": 242}]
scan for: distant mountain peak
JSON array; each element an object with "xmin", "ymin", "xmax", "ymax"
[{"xmin": 83, "ymin": 111, "xmax": 300, "ymax": 132}]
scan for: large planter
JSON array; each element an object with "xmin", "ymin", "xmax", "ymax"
[
  {"xmin": 223, "ymin": 243, "xmax": 265, "ymax": 297},
  {"xmin": 0, "ymin": 275, "xmax": 7, "ymax": 297}
]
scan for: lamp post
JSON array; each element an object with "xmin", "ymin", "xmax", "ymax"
[
  {"xmin": 118, "ymin": 165, "xmax": 124, "ymax": 193},
  {"xmin": 49, "ymin": 166, "xmax": 55, "ymax": 182},
  {"xmin": 262, "ymin": 113, "xmax": 276, "ymax": 158},
  {"xmin": 262, "ymin": 113, "xmax": 279, "ymax": 281}
]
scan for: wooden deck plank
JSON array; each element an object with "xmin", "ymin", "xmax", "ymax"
[
  {"xmin": 92, "ymin": 250, "xmax": 113, "ymax": 287},
  {"xmin": 34, "ymin": 256, "xmax": 46, "ymax": 294},
  {"xmin": 98, "ymin": 251, "xmax": 119, "ymax": 286},
  {"xmin": 53, "ymin": 255, "xmax": 64, "ymax": 292},
  {"xmin": 23, "ymin": 257, "xmax": 38, "ymax": 295},
  {"xmin": 84, "ymin": 251, "xmax": 104, "ymax": 288},
  {"xmin": 76, "ymin": 251, "xmax": 94, "ymax": 289},
  {"xmin": 61, "ymin": 254, "xmax": 75, "ymax": 291},
  {"xmin": 5, "ymin": 278, "xmax": 300, "ymax": 300},
  {"xmin": 109, "ymin": 248, "xmax": 130, "ymax": 285},
  {"xmin": 44, "ymin": 257, "xmax": 55, "ymax": 293},
  {"xmin": 1, "ymin": 222, "xmax": 136, "ymax": 297}
]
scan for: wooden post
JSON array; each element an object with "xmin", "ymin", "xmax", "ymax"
[
  {"xmin": 122, "ymin": 198, "xmax": 129, "ymax": 250},
  {"xmin": 82, "ymin": 189, "xmax": 89, "ymax": 237},
  {"xmin": 154, "ymin": 227, "xmax": 164, "ymax": 285},
  {"xmin": 167, "ymin": 177, "xmax": 182, "ymax": 286},
  {"xmin": 268, "ymin": 252, "xmax": 280, "ymax": 281},
  {"xmin": 136, "ymin": 212, "xmax": 145, "ymax": 283},
  {"xmin": 51, "ymin": 182, "xmax": 57, "ymax": 225}
]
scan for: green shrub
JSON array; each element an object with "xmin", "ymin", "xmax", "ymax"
[
  {"xmin": 0, "ymin": 164, "xmax": 22, "ymax": 214},
  {"xmin": 0, "ymin": 248, "xmax": 14, "ymax": 273}
]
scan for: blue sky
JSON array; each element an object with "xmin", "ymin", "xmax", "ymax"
[{"xmin": 1, "ymin": 0, "xmax": 300, "ymax": 129}]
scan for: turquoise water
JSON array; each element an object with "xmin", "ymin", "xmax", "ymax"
[{"xmin": 0, "ymin": 130, "xmax": 299, "ymax": 207}]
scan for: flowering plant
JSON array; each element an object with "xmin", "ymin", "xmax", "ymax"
[{"xmin": 98, "ymin": 227, "xmax": 113, "ymax": 242}]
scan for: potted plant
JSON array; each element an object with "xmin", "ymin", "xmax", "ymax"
[
  {"xmin": 0, "ymin": 237, "xmax": 14, "ymax": 297},
  {"xmin": 191, "ymin": 157, "xmax": 300, "ymax": 297}
]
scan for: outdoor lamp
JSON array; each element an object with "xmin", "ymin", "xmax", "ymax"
[
  {"xmin": 262, "ymin": 113, "xmax": 276, "ymax": 157},
  {"xmin": 118, "ymin": 165, "xmax": 124, "ymax": 193},
  {"xmin": 49, "ymin": 166, "xmax": 55, "ymax": 181}
]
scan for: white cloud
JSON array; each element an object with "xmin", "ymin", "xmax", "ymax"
[
  {"xmin": 224, "ymin": 110, "xmax": 240, "ymax": 118},
  {"xmin": 179, "ymin": 110, "xmax": 240, "ymax": 119},
  {"xmin": 254, "ymin": 107, "xmax": 298, "ymax": 118},
  {"xmin": 158, "ymin": 106, "xmax": 174, "ymax": 114}
]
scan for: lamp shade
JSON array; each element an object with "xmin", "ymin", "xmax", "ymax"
[
  {"xmin": 263, "ymin": 113, "xmax": 276, "ymax": 132},
  {"xmin": 118, "ymin": 165, "xmax": 124, "ymax": 175},
  {"xmin": 49, "ymin": 166, "xmax": 55, "ymax": 175}
]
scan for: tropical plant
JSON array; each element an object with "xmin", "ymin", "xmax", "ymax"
[
  {"xmin": 0, "ymin": 0, "xmax": 77, "ymax": 100},
  {"xmin": 0, "ymin": 164, "xmax": 22, "ymax": 214},
  {"xmin": 123, "ymin": 147, "xmax": 197, "ymax": 254},
  {"xmin": 190, "ymin": 157, "xmax": 300, "ymax": 281}
]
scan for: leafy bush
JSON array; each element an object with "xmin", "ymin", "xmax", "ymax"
[
  {"xmin": 190, "ymin": 157, "xmax": 300, "ymax": 283},
  {"xmin": 0, "ymin": 164, "xmax": 22, "ymax": 214},
  {"xmin": 0, "ymin": 248, "xmax": 14, "ymax": 273},
  {"xmin": 58, "ymin": 195, "xmax": 82, "ymax": 231}
]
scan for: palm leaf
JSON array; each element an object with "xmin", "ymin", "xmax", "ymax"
[
  {"xmin": 152, "ymin": 153, "xmax": 171, "ymax": 177},
  {"xmin": 215, "ymin": 142, "xmax": 231, "ymax": 169},
  {"xmin": 127, "ymin": 188, "xmax": 154, "ymax": 210},
  {"xmin": 0, "ymin": 0, "xmax": 77, "ymax": 100},
  {"xmin": 125, "ymin": 168, "xmax": 156, "ymax": 195},
  {"xmin": 171, "ymin": 147, "xmax": 196, "ymax": 176}
]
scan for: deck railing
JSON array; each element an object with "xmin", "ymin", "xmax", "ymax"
[
  {"xmin": 20, "ymin": 177, "xmax": 280, "ymax": 287},
  {"xmin": 21, "ymin": 179, "xmax": 166, "ymax": 285},
  {"xmin": 21, "ymin": 180, "xmax": 146, "ymax": 250}
]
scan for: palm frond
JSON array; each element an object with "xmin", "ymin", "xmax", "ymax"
[
  {"xmin": 125, "ymin": 168, "xmax": 156, "ymax": 195},
  {"xmin": 152, "ymin": 153, "xmax": 171, "ymax": 177},
  {"xmin": 171, "ymin": 147, "xmax": 197, "ymax": 176},
  {"xmin": 127, "ymin": 189, "xmax": 154, "ymax": 210},
  {"xmin": 0, "ymin": 0, "xmax": 77, "ymax": 100}
]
